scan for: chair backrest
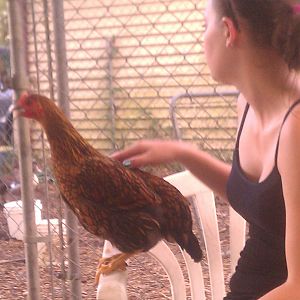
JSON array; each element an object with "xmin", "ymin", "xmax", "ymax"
[
  {"xmin": 158, "ymin": 170, "xmax": 246, "ymax": 300},
  {"xmin": 97, "ymin": 170, "xmax": 246, "ymax": 300}
]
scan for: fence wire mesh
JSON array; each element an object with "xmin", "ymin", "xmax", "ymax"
[{"xmin": 0, "ymin": 0, "xmax": 238, "ymax": 299}]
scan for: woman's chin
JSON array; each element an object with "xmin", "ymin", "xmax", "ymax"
[{"xmin": 210, "ymin": 74, "xmax": 229, "ymax": 85}]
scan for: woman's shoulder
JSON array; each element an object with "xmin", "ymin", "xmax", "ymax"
[
  {"xmin": 281, "ymin": 99, "xmax": 300, "ymax": 133},
  {"xmin": 277, "ymin": 99, "xmax": 300, "ymax": 172}
]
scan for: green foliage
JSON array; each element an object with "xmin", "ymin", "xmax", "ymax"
[
  {"xmin": 0, "ymin": 0, "xmax": 8, "ymax": 46},
  {"xmin": 0, "ymin": 150, "xmax": 16, "ymax": 176}
]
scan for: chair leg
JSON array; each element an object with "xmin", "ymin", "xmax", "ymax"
[{"xmin": 96, "ymin": 241, "xmax": 128, "ymax": 300}]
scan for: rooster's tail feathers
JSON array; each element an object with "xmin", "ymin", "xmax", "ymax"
[{"xmin": 178, "ymin": 232, "xmax": 203, "ymax": 262}]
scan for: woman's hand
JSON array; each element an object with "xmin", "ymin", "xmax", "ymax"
[
  {"xmin": 112, "ymin": 139, "xmax": 231, "ymax": 199},
  {"xmin": 111, "ymin": 140, "xmax": 188, "ymax": 168}
]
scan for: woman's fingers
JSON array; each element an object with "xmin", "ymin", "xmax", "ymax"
[
  {"xmin": 111, "ymin": 142, "xmax": 144, "ymax": 161},
  {"xmin": 111, "ymin": 141, "xmax": 152, "ymax": 165},
  {"xmin": 122, "ymin": 153, "xmax": 149, "ymax": 168},
  {"xmin": 111, "ymin": 139, "xmax": 180, "ymax": 167}
]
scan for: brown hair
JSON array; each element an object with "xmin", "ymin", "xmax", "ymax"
[{"xmin": 215, "ymin": 0, "xmax": 300, "ymax": 71}]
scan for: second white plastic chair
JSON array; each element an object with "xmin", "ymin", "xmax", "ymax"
[{"xmin": 97, "ymin": 170, "xmax": 246, "ymax": 300}]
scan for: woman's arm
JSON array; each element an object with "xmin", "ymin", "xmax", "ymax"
[
  {"xmin": 259, "ymin": 105, "xmax": 300, "ymax": 299},
  {"xmin": 112, "ymin": 94, "xmax": 248, "ymax": 200},
  {"xmin": 112, "ymin": 140, "xmax": 231, "ymax": 200},
  {"xmin": 175, "ymin": 142, "xmax": 231, "ymax": 200}
]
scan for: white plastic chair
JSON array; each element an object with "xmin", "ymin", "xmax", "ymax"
[
  {"xmin": 97, "ymin": 170, "xmax": 246, "ymax": 300},
  {"xmin": 97, "ymin": 240, "xmax": 128, "ymax": 300}
]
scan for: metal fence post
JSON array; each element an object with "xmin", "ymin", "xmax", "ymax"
[
  {"xmin": 106, "ymin": 37, "xmax": 117, "ymax": 151},
  {"xmin": 8, "ymin": 0, "xmax": 41, "ymax": 299},
  {"xmin": 51, "ymin": 0, "xmax": 82, "ymax": 298}
]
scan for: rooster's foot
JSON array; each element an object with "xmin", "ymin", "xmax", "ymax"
[{"xmin": 95, "ymin": 253, "xmax": 131, "ymax": 285}]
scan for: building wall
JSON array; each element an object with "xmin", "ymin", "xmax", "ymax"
[{"xmin": 26, "ymin": 0, "xmax": 237, "ymax": 161}]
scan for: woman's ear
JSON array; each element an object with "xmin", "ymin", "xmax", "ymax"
[{"xmin": 222, "ymin": 17, "xmax": 238, "ymax": 47}]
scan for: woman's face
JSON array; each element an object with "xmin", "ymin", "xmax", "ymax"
[{"xmin": 203, "ymin": 0, "xmax": 234, "ymax": 83}]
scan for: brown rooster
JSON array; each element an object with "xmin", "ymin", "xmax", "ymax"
[{"xmin": 15, "ymin": 93, "xmax": 202, "ymax": 283}]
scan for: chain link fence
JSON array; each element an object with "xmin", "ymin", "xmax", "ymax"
[{"xmin": 0, "ymin": 0, "xmax": 238, "ymax": 299}]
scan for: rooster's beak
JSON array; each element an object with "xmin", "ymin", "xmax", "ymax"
[{"xmin": 13, "ymin": 92, "xmax": 31, "ymax": 116}]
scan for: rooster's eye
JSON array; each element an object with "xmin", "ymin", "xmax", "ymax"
[{"xmin": 26, "ymin": 98, "xmax": 33, "ymax": 105}]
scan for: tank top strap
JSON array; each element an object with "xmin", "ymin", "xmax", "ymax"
[
  {"xmin": 275, "ymin": 98, "xmax": 300, "ymax": 164},
  {"xmin": 236, "ymin": 102, "xmax": 250, "ymax": 150}
]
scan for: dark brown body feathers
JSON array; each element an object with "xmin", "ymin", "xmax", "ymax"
[{"xmin": 24, "ymin": 95, "xmax": 203, "ymax": 262}]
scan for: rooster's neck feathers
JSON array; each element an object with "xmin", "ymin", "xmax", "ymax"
[{"xmin": 39, "ymin": 98, "xmax": 100, "ymax": 162}]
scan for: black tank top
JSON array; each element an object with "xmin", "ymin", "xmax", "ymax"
[{"xmin": 225, "ymin": 100, "xmax": 300, "ymax": 299}]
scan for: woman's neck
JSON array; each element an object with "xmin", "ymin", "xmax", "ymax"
[{"xmin": 234, "ymin": 49, "xmax": 300, "ymax": 126}]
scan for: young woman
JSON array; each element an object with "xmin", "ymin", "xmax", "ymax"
[{"xmin": 112, "ymin": 1, "xmax": 300, "ymax": 299}]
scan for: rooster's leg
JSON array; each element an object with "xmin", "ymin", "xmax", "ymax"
[{"xmin": 95, "ymin": 251, "xmax": 139, "ymax": 285}]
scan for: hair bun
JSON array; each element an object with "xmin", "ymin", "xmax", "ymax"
[
  {"xmin": 217, "ymin": 0, "xmax": 300, "ymax": 71},
  {"xmin": 285, "ymin": 16, "xmax": 300, "ymax": 70},
  {"xmin": 272, "ymin": 7, "xmax": 300, "ymax": 71}
]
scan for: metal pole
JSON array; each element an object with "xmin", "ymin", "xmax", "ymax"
[
  {"xmin": 51, "ymin": 1, "xmax": 82, "ymax": 299},
  {"xmin": 8, "ymin": 0, "xmax": 41, "ymax": 299},
  {"xmin": 41, "ymin": 1, "xmax": 68, "ymax": 297},
  {"xmin": 169, "ymin": 91, "xmax": 239, "ymax": 140},
  {"xmin": 107, "ymin": 36, "xmax": 116, "ymax": 150}
]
